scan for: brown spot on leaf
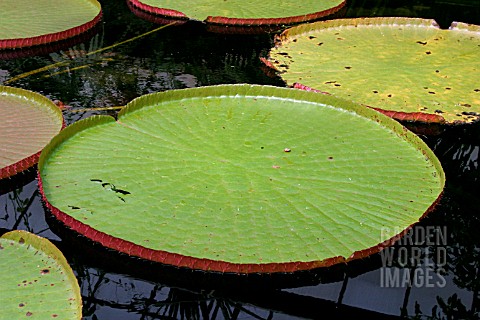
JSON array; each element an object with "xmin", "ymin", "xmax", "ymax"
[
  {"xmin": 19, "ymin": 303, "xmax": 25, "ymax": 307},
  {"xmin": 272, "ymin": 165, "xmax": 281, "ymax": 169},
  {"xmin": 284, "ymin": 148, "xmax": 291, "ymax": 152},
  {"xmin": 345, "ymin": 66, "xmax": 352, "ymax": 69},
  {"xmin": 40, "ymin": 269, "xmax": 50, "ymax": 275},
  {"xmin": 318, "ymin": 42, "xmax": 324, "ymax": 46},
  {"xmin": 19, "ymin": 237, "xmax": 25, "ymax": 244},
  {"xmin": 425, "ymin": 51, "xmax": 432, "ymax": 55},
  {"xmin": 462, "ymin": 111, "xmax": 480, "ymax": 117},
  {"xmin": 416, "ymin": 41, "xmax": 427, "ymax": 45},
  {"xmin": 26, "ymin": 312, "xmax": 33, "ymax": 316}
]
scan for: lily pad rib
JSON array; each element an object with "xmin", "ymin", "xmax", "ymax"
[
  {"xmin": 1, "ymin": 150, "xmax": 41, "ymax": 180},
  {"xmin": 38, "ymin": 177, "xmax": 330, "ymax": 273},
  {"xmin": 38, "ymin": 167, "xmax": 442, "ymax": 273},
  {"xmin": 205, "ymin": 1, "xmax": 347, "ymax": 26},
  {"xmin": 127, "ymin": 0, "xmax": 187, "ymax": 19},
  {"xmin": 0, "ymin": 120, "xmax": 67, "ymax": 180},
  {"xmin": 37, "ymin": 85, "xmax": 445, "ymax": 274}
]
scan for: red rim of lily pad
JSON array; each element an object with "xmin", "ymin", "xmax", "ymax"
[
  {"xmin": 126, "ymin": 1, "xmax": 188, "ymax": 27},
  {"xmin": 37, "ymin": 85, "xmax": 445, "ymax": 274},
  {"xmin": 290, "ymin": 83, "xmax": 447, "ymax": 136},
  {"xmin": 0, "ymin": 87, "xmax": 65, "ymax": 181},
  {"xmin": 38, "ymin": 172, "xmax": 442, "ymax": 273},
  {"xmin": 261, "ymin": 17, "xmax": 480, "ymax": 130},
  {"xmin": 0, "ymin": 2, "xmax": 102, "ymax": 50},
  {"xmin": 0, "ymin": 23, "xmax": 102, "ymax": 60},
  {"xmin": 127, "ymin": 0, "xmax": 346, "ymax": 34},
  {"xmin": 261, "ymin": 36, "xmax": 447, "ymax": 126}
]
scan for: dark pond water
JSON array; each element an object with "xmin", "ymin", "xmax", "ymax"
[{"xmin": 1, "ymin": 0, "xmax": 480, "ymax": 318}]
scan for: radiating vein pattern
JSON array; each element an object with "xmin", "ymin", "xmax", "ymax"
[{"xmin": 40, "ymin": 85, "xmax": 444, "ymax": 269}]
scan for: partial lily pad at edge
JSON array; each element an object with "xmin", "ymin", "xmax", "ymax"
[
  {"xmin": 263, "ymin": 17, "xmax": 480, "ymax": 125},
  {"xmin": 0, "ymin": 230, "xmax": 82, "ymax": 319},
  {"xmin": 127, "ymin": 0, "xmax": 346, "ymax": 33},
  {"xmin": 0, "ymin": 86, "xmax": 64, "ymax": 180},
  {"xmin": 39, "ymin": 84, "xmax": 444, "ymax": 274},
  {"xmin": 0, "ymin": 0, "xmax": 102, "ymax": 50}
]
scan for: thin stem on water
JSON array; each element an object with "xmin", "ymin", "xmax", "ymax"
[{"xmin": 4, "ymin": 23, "xmax": 176, "ymax": 84}]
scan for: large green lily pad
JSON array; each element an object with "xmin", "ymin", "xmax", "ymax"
[
  {"xmin": 0, "ymin": 230, "xmax": 82, "ymax": 319},
  {"xmin": 127, "ymin": 0, "xmax": 346, "ymax": 33},
  {"xmin": 39, "ymin": 84, "xmax": 444, "ymax": 273},
  {"xmin": 0, "ymin": 86, "xmax": 64, "ymax": 180},
  {"xmin": 264, "ymin": 17, "xmax": 480, "ymax": 125},
  {"xmin": 0, "ymin": 0, "xmax": 102, "ymax": 49}
]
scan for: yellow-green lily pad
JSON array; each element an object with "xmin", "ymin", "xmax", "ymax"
[
  {"xmin": 264, "ymin": 17, "xmax": 480, "ymax": 125},
  {"xmin": 0, "ymin": 230, "xmax": 82, "ymax": 319}
]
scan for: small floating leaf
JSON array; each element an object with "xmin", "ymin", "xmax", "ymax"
[
  {"xmin": 264, "ymin": 17, "xmax": 480, "ymax": 125},
  {"xmin": 0, "ymin": 230, "xmax": 82, "ymax": 319},
  {"xmin": 0, "ymin": 86, "xmax": 64, "ymax": 180},
  {"xmin": 39, "ymin": 84, "xmax": 444, "ymax": 274}
]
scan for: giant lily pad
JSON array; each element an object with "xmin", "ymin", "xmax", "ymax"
[
  {"xmin": 127, "ymin": 0, "xmax": 346, "ymax": 33},
  {"xmin": 0, "ymin": 0, "xmax": 102, "ymax": 50},
  {"xmin": 263, "ymin": 18, "xmax": 480, "ymax": 125},
  {"xmin": 0, "ymin": 230, "xmax": 82, "ymax": 319},
  {"xmin": 0, "ymin": 86, "xmax": 64, "ymax": 180},
  {"xmin": 38, "ymin": 84, "xmax": 444, "ymax": 274}
]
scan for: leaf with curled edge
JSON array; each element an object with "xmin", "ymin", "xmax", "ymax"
[
  {"xmin": 264, "ymin": 17, "xmax": 480, "ymax": 126},
  {"xmin": 0, "ymin": 0, "xmax": 102, "ymax": 50},
  {"xmin": 0, "ymin": 86, "xmax": 64, "ymax": 181},
  {"xmin": 127, "ymin": 0, "xmax": 346, "ymax": 34},
  {"xmin": 0, "ymin": 230, "xmax": 82, "ymax": 319},
  {"xmin": 38, "ymin": 84, "xmax": 444, "ymax": 275}
]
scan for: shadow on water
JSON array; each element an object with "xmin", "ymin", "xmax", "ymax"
[{"xmin": 1, "ymin": 0, "xmax": 480, "ymax": 318}]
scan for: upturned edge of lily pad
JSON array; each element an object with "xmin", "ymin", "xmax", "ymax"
[
  {"xmin": 0, "ymin": 230, "xmax": 82, "ymax": 319},
  {"xmin": 37, "ymin": 84, "xmax": 445, "ymax": 274},
  {"xmin": 260, "ymin": 17, "xmax": 480, "ymax": 131},
  {"xmin": 127, "ymin": 0, "xmax": 347, "ymax": 34},
  {"xmin": 0, "ymin": 0, "xmax": 102, "ymax": 50},
  {"xmin": 0, "ymin": 86, "xmax": 64, "ymax": 181}
]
